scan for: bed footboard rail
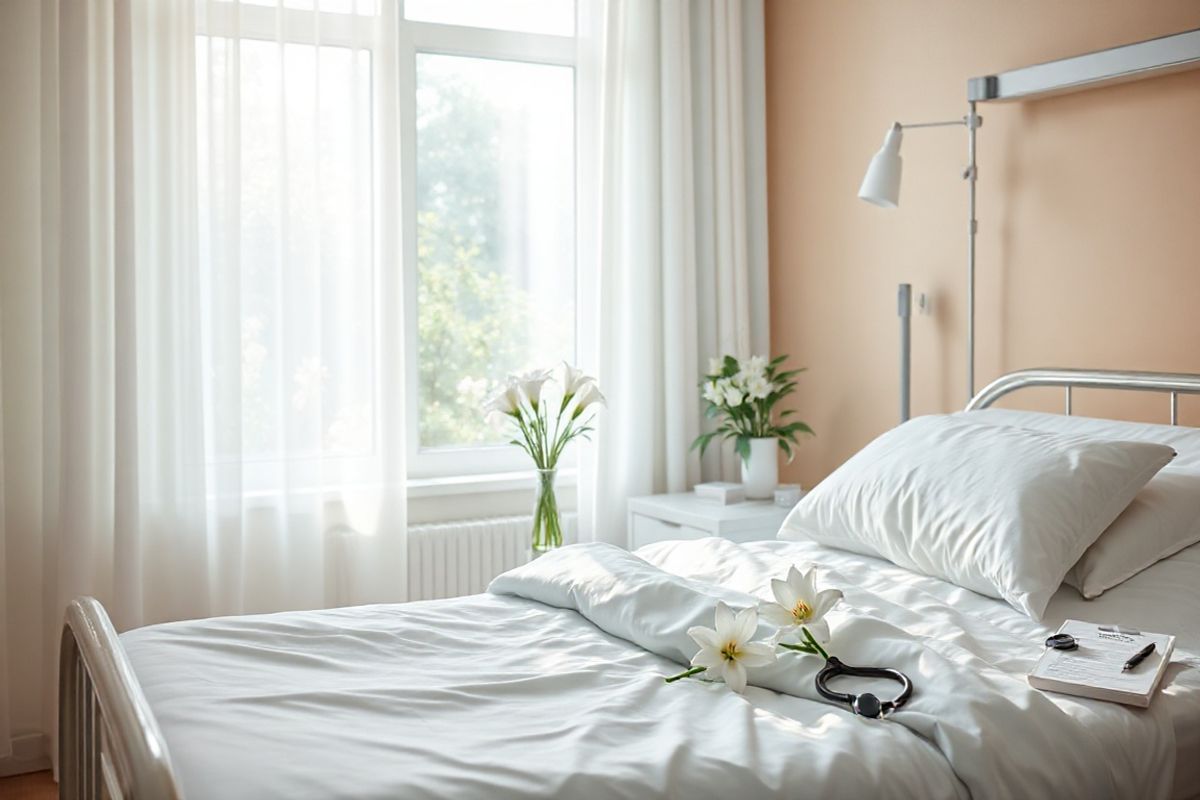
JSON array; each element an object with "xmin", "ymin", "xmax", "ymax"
[{"xmin": 59, "ymin": 597, "xmax": 182, "ymax": 799}]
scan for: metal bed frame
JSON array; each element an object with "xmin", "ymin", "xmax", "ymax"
[
  {"xmin": 966, "ymin": 367, "xmax": 1200, "ymax": 424},
  {"xmin": 59, "ymin": 598, "xmax": 182, "ymax": 799},
  {"xmin": 56, "ymin": 368, "xmax": 1200, "ymax": 799}
]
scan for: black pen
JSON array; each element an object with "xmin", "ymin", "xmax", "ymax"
[{"xmin": 1123, "ymin": 642, "xmax": 1156, "ymax": 672}]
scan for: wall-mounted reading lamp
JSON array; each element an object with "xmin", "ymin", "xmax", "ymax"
[
  {"xmin": 861, "ymin": 27, "xmax": 1200, "ymax": 423},
  {"xmin": 858, "ymin": 111, "xmax": 982, "ymax": 422}
]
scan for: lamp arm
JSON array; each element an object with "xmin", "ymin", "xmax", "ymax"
[
  {"xmin": 898, "ymin": 119, "xmax": 967, "ymax": 129},
  {"xmin": 899, "ymin": 115, "xmax": 983, "ymax": 130}
]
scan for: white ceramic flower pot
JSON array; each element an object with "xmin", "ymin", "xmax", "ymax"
[{"xmin": 741, "ymin": 437, "xmax": 779, "ymax": 500}]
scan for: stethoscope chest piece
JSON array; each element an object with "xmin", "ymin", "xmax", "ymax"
[
  {"xmin": 815, "ymin": 656, "xmax": 914, "ymax": 719},
  {"xmin": 852, "ymin": 692, "xmax": 883, "ymax": 719}
]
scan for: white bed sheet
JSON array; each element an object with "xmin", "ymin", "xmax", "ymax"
[
  {"xmin": 121, "ymin": 537, "xmax": 1200, "ymax": 800},
  {"xmin": 644, "ymin": 538, "xmax": 1200, "ymax": 799}
]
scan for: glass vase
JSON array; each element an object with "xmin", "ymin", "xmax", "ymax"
[{"xmin": 531, "ymin": 467, "xmax": 563, "ymax": 555}]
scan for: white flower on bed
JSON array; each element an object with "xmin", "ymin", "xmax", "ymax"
[
  {"xmin": 685, "ymin": 601, "xmax": 777, "ymax": 694},
  {"xmin": 759, "ymin": 565, "xmax": 842, "ymax": 645}
]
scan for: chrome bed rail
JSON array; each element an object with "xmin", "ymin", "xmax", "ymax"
[
  {"xmin": 965, "ymin": 368, "xmax": 1200, "ymax": 424},
  {"xmin": 60, "ymin": 597, "xmax": 182, "ymax": 799}
]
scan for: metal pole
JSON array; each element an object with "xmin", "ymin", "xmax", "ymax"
[
  {"xmin": 966, "ymin": 102, "xmax": 978, "ymax": 401},
  {"xmin": 899, "ymin": 284, "xmax": 911, "ymax": 423}
]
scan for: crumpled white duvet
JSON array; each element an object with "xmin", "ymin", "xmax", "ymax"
[
  {"xmin": 121, "ymin": 538, "xmax": 1183, "ymax": 800},
  {"xmin": 491, "ymin": 541, "xmax": 1176, "ymax": 800}
]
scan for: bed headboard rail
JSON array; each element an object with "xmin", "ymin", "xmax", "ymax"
[
  {"xmin": 60, "ymin": 597, "xmax": 182, "ymax": 799},
  {"xmin": 965, "ymin": 368, "xmax": 1200, "ymax": 424}
]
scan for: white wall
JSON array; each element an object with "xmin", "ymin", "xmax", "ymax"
[{"xmin": 0, "ymin": 0, "xmax": 48, "ymax": 772}]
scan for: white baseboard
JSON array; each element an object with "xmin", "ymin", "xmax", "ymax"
[{"xmin": 0, "ymin": 731, "xmax": 50, "ymax": 778}]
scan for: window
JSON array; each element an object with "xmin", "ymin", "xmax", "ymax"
[
  {"xmin": 401, "ymin": 3, "xmax": 580, "ymax": 477},
  {"xmin": 196, "ymin": 1, "xmax": 581, "ymax": 483},
  {"xmin": 414, "ymin": 54, "xmax": 575, "ymax": 450}
]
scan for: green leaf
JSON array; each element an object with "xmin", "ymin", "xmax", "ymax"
[
  {"xmin": 785, "ymin": 421, "xmax": 814, "ymax": 436},
  {"xmin": 735, "ymin": 435, "xmax": 751, "ymax": 464}
]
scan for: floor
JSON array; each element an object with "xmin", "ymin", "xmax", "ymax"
[{"xmin": 0, "ymin": 770, "xmax": 56, "ymax": 800}]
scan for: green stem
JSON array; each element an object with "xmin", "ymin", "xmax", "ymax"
[
  {"xmin": 532, "ymin": 470, "xmax": 562, "ymax": 551},
  {"xmin": 550, "ymin": 416, "xmax": 573, "ymax": 464},
  {"xmin": 515, "ymin": 414, "xmax": 543, "ymax": 466},
  {"xmin": 778, "ymin": 641, "xmax": 818, "ymax": 654},
  {"xmin": 664, "ymin": 666, "xmax": 706, "ymax": 683},
  {"xmin": 802, "ymin": 627, "xmax": 830, "ymax": 660}
]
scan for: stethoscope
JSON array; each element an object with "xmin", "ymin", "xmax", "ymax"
[{"xmin": 815, "ymin": 656, "xmax": 914, "ymax": 719}]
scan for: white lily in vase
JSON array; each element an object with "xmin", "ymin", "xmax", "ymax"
[
  {"xmin": 485, "ymin": 362, "xmax": 604, "ymax": 553},
  {"xmin": 666, "ymin": 601, "xmax": 777, "ymax": 694}
]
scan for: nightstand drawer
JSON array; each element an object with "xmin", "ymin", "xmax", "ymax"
[{"xmin": 630, "ymin": 514, "xmax": 709, "ymax": 549}]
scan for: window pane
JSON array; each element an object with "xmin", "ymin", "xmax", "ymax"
[
  {"xmin": 405, "ymin": 0, "xmax": 573, "ymax": 36},
  {"xmin": 416, "ymin": 54, "xmax": 575, "ymax": 449}
]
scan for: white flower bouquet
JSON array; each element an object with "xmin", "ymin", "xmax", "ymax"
[
  {"xmin": 485, "ymin": 363, "xmax": 604, "ymax": 552},
  {"xmin": 692, "ymin": 354, "xmax": 813, "ymax": 463}
]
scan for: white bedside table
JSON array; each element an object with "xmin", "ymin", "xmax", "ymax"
[{"xmin": 627, "ymin": 493, "xmax": 794, "ymax": 550}]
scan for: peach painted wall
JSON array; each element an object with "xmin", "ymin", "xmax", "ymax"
[{"xmin": 766, "ymin": 0, "xmax": 1200, "ymax": 488}]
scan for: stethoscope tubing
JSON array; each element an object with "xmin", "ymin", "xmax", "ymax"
[{"xmin": 815, "ymin": 656, "xmax": 914, "ymax": 718}]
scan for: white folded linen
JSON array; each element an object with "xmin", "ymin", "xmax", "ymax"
[{"xmin": 490, "ymin": 541, "xmax": 1176, "ymax": 800}]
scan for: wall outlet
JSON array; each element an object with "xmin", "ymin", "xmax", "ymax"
[{"xmin": 917, "ymin": 292, "xmax": 933, "ymax": 316}]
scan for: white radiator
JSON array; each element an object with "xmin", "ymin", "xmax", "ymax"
[{"xmin": 408, "ymin": 515, "xmax": 577, "ymax": 601}]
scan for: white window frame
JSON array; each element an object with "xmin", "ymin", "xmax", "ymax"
[{"xmin": 396, "ymin": 1, "xmax": 581, "ymax": 480}]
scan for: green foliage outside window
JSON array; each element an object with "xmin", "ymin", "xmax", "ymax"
[{"xmin": 416, "ymin": 60, "xmax": 535, "ymax": 448}]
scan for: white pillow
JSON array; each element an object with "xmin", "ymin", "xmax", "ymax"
[
  {"xmin": 778, "ymin": 415, "xmax": 1176, "ymax": 618},
  {"xmin": 1064, "ymin": 469, "xmax": 1200, "ymax": 598},
  {"xmin": 953, "ymin": 409, "xmax": 1200, "ymax": 598}
]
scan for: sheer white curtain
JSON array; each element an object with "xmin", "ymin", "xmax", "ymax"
[
  {"xmin": 579, "ymin": 0, "xmax": 770, "ymax": 544},
  {"xmin": 193, "ymin": 0, "xmax": 406, "ymax": 616},
  {"xmin": 19, "ymin": 0, "xmax": 407, "ymax": 763}
]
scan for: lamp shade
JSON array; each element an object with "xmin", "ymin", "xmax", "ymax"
[{"xmin": 858, "ymin": 123, "xmax": 903, "ymax": 208}]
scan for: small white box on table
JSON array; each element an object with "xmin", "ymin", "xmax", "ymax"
[{"xmin": 692, "ymin": 481, "xmax": 745, "ymax": 505}]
